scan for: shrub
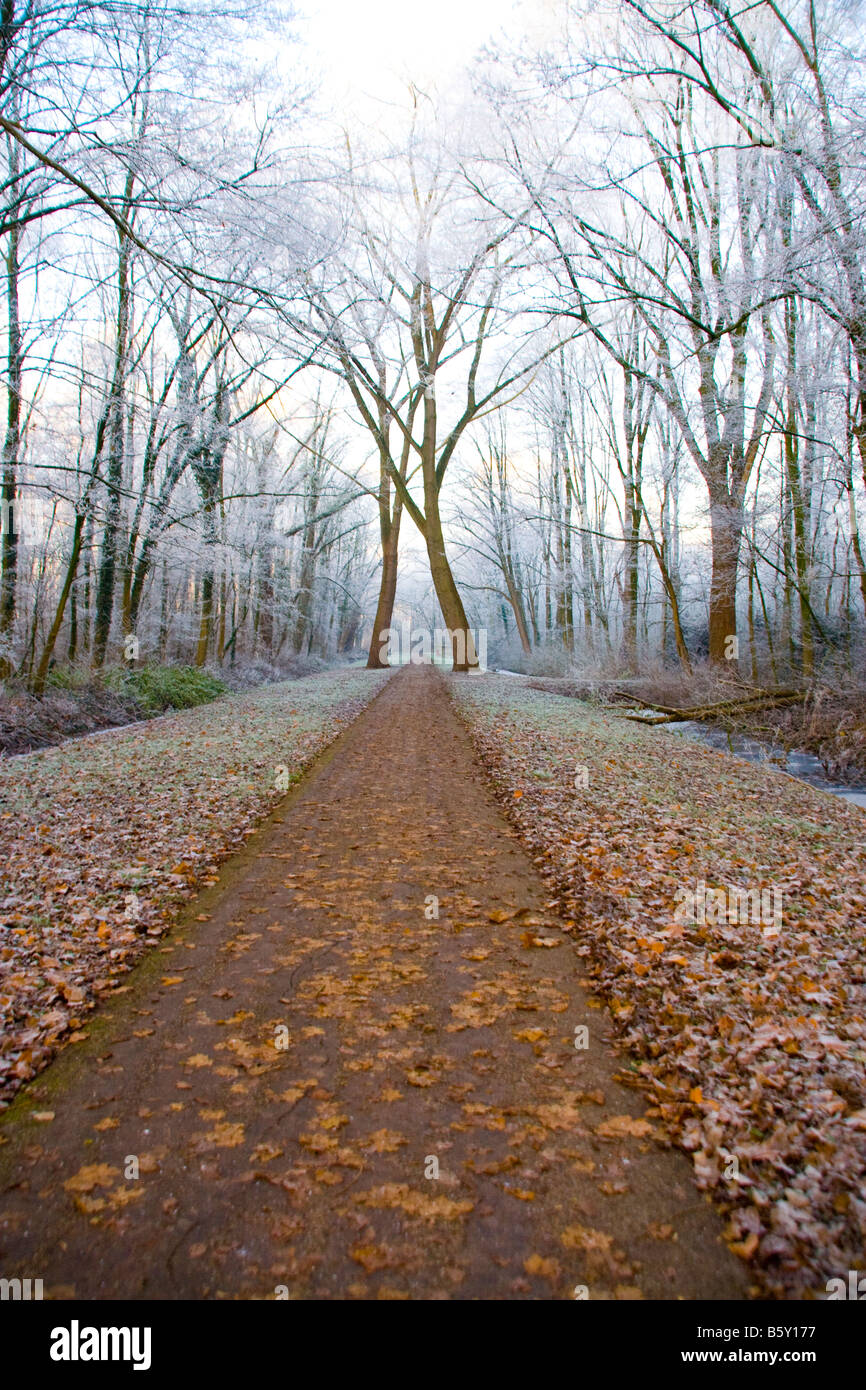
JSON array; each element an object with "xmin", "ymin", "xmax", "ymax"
[
  {"xmin": 106, "ymin": 664, "xmax": 228, "ymax": 711},
  {"xmin": 42, "ymin": 663, "xmax": 94, "ymax": 691}
]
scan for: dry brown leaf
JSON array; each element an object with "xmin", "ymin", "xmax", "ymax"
[
  {"xmin": 64, "ymin": 1163, "xmax": 121, "ymax": 1194},
  {"xmin": 596, "ymin": 1115, "xmax": 654, "ymax": 1139}
]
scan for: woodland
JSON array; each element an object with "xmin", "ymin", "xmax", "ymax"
[
  {"xmin": 0, "ymin": 1, "xmax": 864, "ymax": 702},
  {"xmin": 0, "ymin": 0, "xmax": 864, "ymax": 1314}
]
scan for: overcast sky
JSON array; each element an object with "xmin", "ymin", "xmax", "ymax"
[{"xmin": 296, "ymin": 0, "xmax": 559, "ymax": 111}]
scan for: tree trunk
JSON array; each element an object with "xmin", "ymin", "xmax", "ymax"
[
  {"xmin": 159, "ymin": 559, "xmax": 170, "ymax": 659},
  {"xmin": 622, "ymin": 488, "xmax": 640, "ymax": 669},
  {"xmin": 747, "ymin": 558, "xmax": 759, "ymax": 685},
  {"xmin": 503, "ymin": 568, "xmax": 532, "ymax": 654},
  {"xmin": 31, "ymin": 514, "xmax": 86, "ymax": 695},
  {"xmin": 707, "ymin": 492, "xmax": 742, "ymax": 664},
  {"xmin": 195, "ymin": 570, "xmax": 214, "ymax": 666},
  {"xmin": 425, "ymin": 531, "xmax": 476, "ymax": 669},
  {"xmin": 367, "ymin": 517, "xmax": 400, "ymax": 667},
  {"xmin": 217, "ymin": 572, "xmax": 227, "ymax": 661},
  {"xmin": 92, "ymin": 196, "xmax": 134, "ymax": 669},
  {"xmin": 422, "ymin": 479, "xmax": 477, "ymax": 670},
  {"xmin": 195, "ymin": 490, "xmax": 218, "ymax": 667},
  {"xmin": 0, "ymin": 202, "xmax": 22, "ymax": 676},
  {"xmin": 783, "ymin": 294, "xmax": 814, "ymax": 678}
]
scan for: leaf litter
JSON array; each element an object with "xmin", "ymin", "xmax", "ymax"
[
  {"xmin": 451, "ymin": 676, "xmax": 866, "ymax": 1297},
  {"xmin": 0, "ymin": 670, "xmax": 390, "ymax": 1108}
]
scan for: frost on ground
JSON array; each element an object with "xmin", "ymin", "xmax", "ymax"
[
  {"xmin": 0, "ymin": 669, "xmax": 390, "ymax": 1109},
  {"xmin": 451, "ymin": 675, "xmax": 866, "ymax": 1298}
]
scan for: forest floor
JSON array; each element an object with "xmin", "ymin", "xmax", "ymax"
[
  {"xmin": 0, "ymin": 656, "xmax": 332, "ymax": 757},
  {"xmin": 451, "ymin": 677, "xmax": 866, "ymax": 1298},
  {"xmin": 0, "ymin": 668, "xmax": 390, "ymax": 1106},
  {"xmin": 0, "ymin": 665, "xmax": 747, "ymax": 1301}
]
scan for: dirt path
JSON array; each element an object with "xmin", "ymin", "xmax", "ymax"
[{"xmin": 0, "ymin": 666, "xmax": 748, "ymax": 1300}]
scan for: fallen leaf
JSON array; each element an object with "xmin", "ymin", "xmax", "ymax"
[
  {"xmin": 596, "ymin": 1115, "xmax": 654, "ymax": 1139},
  {"xmin": 64, "ymin": 1163, "xmax": 121, "ymax": 1193}
]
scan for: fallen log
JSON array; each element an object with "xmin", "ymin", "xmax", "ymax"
[{"xmin": 617, "ymin": 689, "xmax": 806, "ymax": 725}]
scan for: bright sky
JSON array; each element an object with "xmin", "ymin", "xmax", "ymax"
[{"xmin": 297, "ymin": 0, "xmax": 560, "ymax": 109}]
